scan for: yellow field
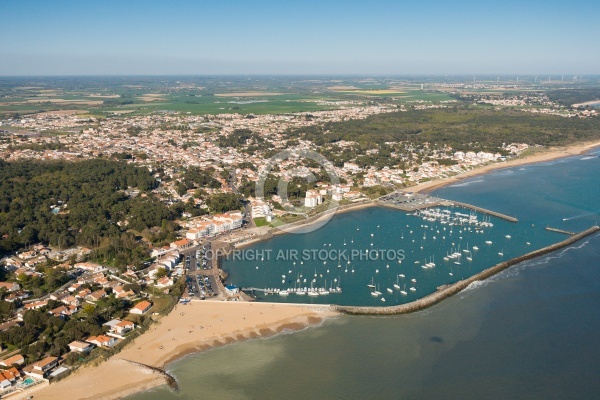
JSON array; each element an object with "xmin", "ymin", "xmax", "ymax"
[
  {"xmin": 214, "ymin": 92, "xmax": 285, "ymax": 97},
  {"xmin": 25, "ymin": 99, "xmax": 104, "ymax": 105},
  {"xmin": 137, "ymin": 94, "xmax": 167, "ymax": 101},
  {"xmin": 36, "ymin": 109, "xmax": 89, "ymax": 116},
  {"xmin": 327, "ymin": 85, "xmax": 359, "ymax": 90},
  {"xmin": 340, "ymin": 89, "xmax": 407, "ymax": 95}
]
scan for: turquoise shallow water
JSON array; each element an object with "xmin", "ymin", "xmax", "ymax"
[{"xmin": 128, "ymin": 150, "xmax": 600, "ymax": 400}]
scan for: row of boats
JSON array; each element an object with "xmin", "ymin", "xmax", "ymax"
[
  {"xmin": 368, "ymin": 276, "xmax": 416, "ymax": 302},
  {"xmin": 261, "ymin": 287, "xmax": 343, "ymax": 296},
  {"xmin": 414, "ymin": 208, "xmax": 494, "ymax": 228}
]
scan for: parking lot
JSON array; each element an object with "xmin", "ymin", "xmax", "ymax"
[{"xmin": 184, "ymin": 243, "xmax": 219, "ymax": 299}]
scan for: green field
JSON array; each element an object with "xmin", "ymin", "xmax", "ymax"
[{"xmin": 0, "ymin": 77, "xmax": 464, "ymax": 118}]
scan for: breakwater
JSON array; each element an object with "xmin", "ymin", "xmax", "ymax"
[
  {"xmin": 545, "ymin": 226, "xmax": 576, "ymax": 235},
  {"xmin": 124, "ymin": 360, "xmax": 179, "ymax": 392},
  {"xmin": 450, "ymin": 201, "xmax": 519, "ymax": 222},
  {"xmin": 333, "ymin": 225, "xmax": 599, "ymax": 315},
  {"xmin": 378, "ymin": 191, "xmax": 518, "ymax": 222}
]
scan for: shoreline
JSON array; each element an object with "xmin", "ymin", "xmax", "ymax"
[
  {"xmin": 231, "ymin": 139, "xmax": 600, "ymax": 251},
  {"xmin": 233, "ymin": 200, "xmax": 376, "ymax": 249},
  {"xmin": 30, "ymin": 301, "xmax": 336, "ymax": 400},
  {"xmin": 27, "ymin": 140, "xmax": 600, "ymax": 400},
  {"xmin": 409, "ymin": 140, "xmax": 600, "ymax": 194}
]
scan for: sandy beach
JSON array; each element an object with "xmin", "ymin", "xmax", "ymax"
[
  {"xmin": 409, "ymin": 140, "xmax": 600, "ymax": 194},
  {"xmin": 24, "ymin": 140, "xmax": 600, "ymax": 400},
  {"xmin": 29, "ymin": 301, "xmax": 335, "ymax": 400}
]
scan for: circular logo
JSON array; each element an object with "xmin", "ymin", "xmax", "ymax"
[{"xmin": 255, "ymin": 149, "xmax": 340, "ymax": 234}]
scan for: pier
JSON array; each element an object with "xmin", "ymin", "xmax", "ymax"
[
  {"xmin": 333, "ymin": 225, "xmax": 599, "ymax": 316},
  {"xmin": 545, "ymin": 226, "xmax": 576, "ymax": 235},
  {"xmin": 378, "ymin": 192, "xmax": 518, "ymax": 222},
  {"xmin": 450, "ymin": 201, "xmax": 518, "ymax": 222}
]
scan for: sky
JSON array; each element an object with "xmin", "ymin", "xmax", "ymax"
[{"xmin": 1, "ymin": 0, "xmax": 598, "ymax": 75}]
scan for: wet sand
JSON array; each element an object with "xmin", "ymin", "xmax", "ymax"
[{"xmin": 31, "ymin": 301, "xmax": 335, "ymax": 400}]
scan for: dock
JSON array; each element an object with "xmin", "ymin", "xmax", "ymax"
[
  {"xmin": 545, "ymin": 226, "xmax": 576, "ymax": 235},
  {"xmin": 450, "ymin": 201, "xmax": 518, "ymax": 222},
  {"xmin": 378, "ymin": 191, "xmax": 518, "ymax": 222},
  {"xmin": 243, "ymin": 287, "xmax": 342, "ymax": 295}
]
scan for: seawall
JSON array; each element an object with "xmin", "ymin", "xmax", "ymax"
[
  {"xmin": 333, "ymin": 225, "xmax": 599, "ymax": 315},
  {"xmin": 450, "ymin": 201, "xmax": 519, "ymax": 222}
]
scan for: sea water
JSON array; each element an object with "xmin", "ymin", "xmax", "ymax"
[{"xmin": 128, "ymin": 151, "xmax": 600, "ymax": 400}]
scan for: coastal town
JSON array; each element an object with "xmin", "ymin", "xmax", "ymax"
[
  {"xmin": 0, "ymin": 79, "xmax": 599, "ymax": 398},
  {"xmin": 1, "ymin": 0, "xmax": 599, "ymax": 397}
]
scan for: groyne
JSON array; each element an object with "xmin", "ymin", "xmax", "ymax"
[
  {"xmin": 333, "ymin": 225, "xmax": 599, "ymax": 315},
  {"xmin": 124, "ymin": 359, "xmax": 179, "ymax": 392},
  {"xmin": 545, "ymin": 226, "xmax": 576, "ymax": 235},
  {"xmin": 450, "ymin": 201, "xmax": 519, "ymax": 222}
]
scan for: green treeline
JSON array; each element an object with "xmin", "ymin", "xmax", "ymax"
[
  {"xmin": 548, "ymin": 89, "xmax": 600, "ymax": 107},
  {"xmin": 0, "ymin": 159, "xmax": 175, "ymax": 264},
  {"xmin": 286, "ymin": 108, "xmax": 600, "ymax": 152}
]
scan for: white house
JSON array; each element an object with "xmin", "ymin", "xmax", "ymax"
[
  {"xmin": 304, "ymin": 190, "xmax": 322, "ymax": 208},
  {"xmin": 86, "ymin": 335, "xmax": 118, "ymax": 348},
  {"xmin": 129, "ymin": 300, "xmax": 152, "ymax": 315},
  {"xmin": 69, "ymin": 340, "xmax": 95, "ymax": 353}
]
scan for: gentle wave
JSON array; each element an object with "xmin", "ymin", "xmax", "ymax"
[
  {"xmin": 459, "ymin": 235, "xmax": 596, "ymax": 294},
  {"xmin": 449, "ymin": 179, "xmax": 484, "ymax": 188}
]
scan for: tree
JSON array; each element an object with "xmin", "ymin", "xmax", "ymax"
[{"xmin": 155, "ymin": 268, "xmax": 168, "ymax": 279}]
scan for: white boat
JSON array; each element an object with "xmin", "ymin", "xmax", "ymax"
[
  {"xmin": 409, "ymin": 287, "xmax": 416, "ymax": 292},
  {"xmin": 387, "ymin": 288, "xmax": 393, "ymax": 294},
  {"xmin": 373, "ymin": 285, "xmax": 382, "ymax": 296},
  {"xmin": 411, "ymin": 278, "xmax": 417, "ymax": 283},
  {"xmin": 381, "ymin": 297, "xmax": 386, "ymax": 302},
  {"xmin": 485, "ymin": 240, "xmax": 492, "ymax": 244},
  {"xmin": 498, "ymin": 248, "xmax": 504, "ymax": 256},
  {"xmin": 399, "ymin": 274, "xmax": 405, "ymax": 278},
  {"xmin": 472, "ymin": 246, "xmax": 479, "ymax": 250},
  {"xmin": 505, "ymin": 235, "xmax": 511, "ymax": 239},
  {"xmin": 367, "ymin": 277, "xmax": 375, "ymax": 289},
  {"xmin": 279, "ymin": 290, "xmax": 289, "ymax": 296}
]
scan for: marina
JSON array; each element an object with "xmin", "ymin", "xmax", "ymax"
[
  {"xmin": 334, "ymin": 225, "xmax": 600, "ymax": 315},
  {"xmin": 378, "ymin": 192, "xmax": 519, "ymax": 222},
  {"xmin": 223, "ymin": 202, "xmax": 568, "ymax": 307}
]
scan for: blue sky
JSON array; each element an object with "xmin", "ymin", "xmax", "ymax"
[{"xmin": 1, "ymin": 0, "xmax": 598, "ymax": 75}]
